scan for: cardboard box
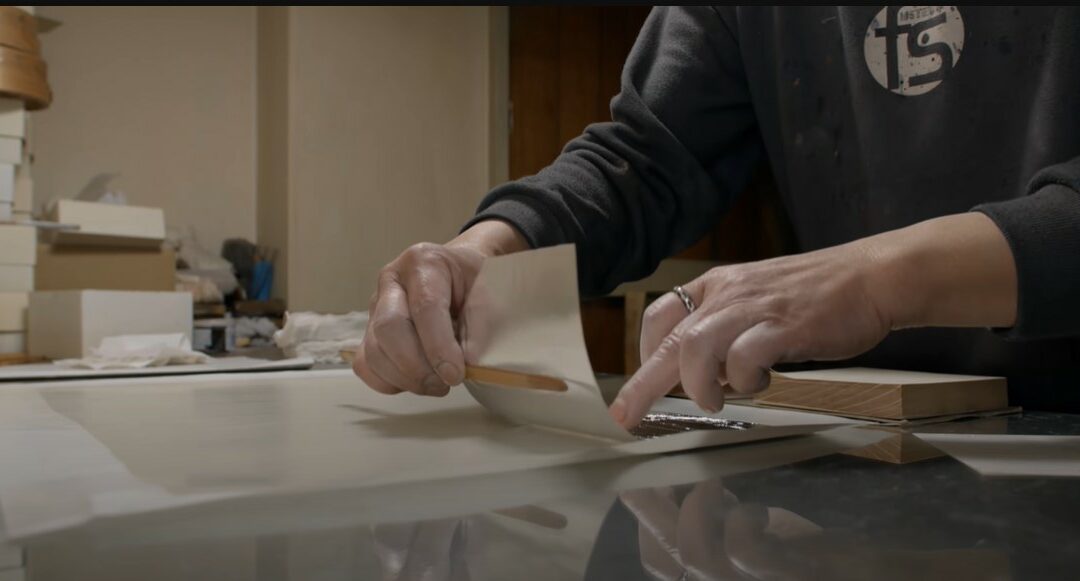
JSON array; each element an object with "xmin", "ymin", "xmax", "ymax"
[
  {"xmin": 46, "ymin": 200, "xmax": 165, "ymax": 248},
  {"xmin": 0, "ymin": 98, "xmax": 24, "ymax": 139},
  {"xmin": 29, "ymin": 290, "xmax": 192, "ymax": 359},
  {"xmin": 0, "ymin": 331, "xmax": 23, "ymax": 354},
  {"xmin": 0, "ymin": 266, "xmax": 31, "ymax": 292},
  {"xmin": 35, "ymin": 244, "xmax": 175, "ymax": 291},
  {"xmin": 0, "ymin": 225, "xmax": 35, "ymax": 265},
  {"xmin": 0, "ymin": 292, "xmax": 27, "ymax": 331}
]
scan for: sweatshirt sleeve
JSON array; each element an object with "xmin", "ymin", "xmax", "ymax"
[
  {"xmin": 973, "ymin": 156, "xmax": 1080, "ymax": 340},
  {"xmin": 462, "ymin": 7, "xmax": 763, "ymax": 296}
]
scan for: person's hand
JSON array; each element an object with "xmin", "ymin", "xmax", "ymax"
[
  {"xmin": 610, "ymin": 241, "xmax": 893, "ymax": 428},
  {"xmin": 609, "ymin": 213, "xmax": 1018, "ymax": 429},
  {"xmin": 353, "ymin": 220, "xmax": 529, "ymax": 396}
]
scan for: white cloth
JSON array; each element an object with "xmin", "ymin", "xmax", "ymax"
[
  {"xmin": 55, "ymin": 334, "xmax": 210, "ymax": 370},
  {"xmin": 273, "ymin": 311, "xmax": 368, "ymax": 363}
]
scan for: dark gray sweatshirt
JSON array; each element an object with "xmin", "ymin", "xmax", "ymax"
[{"xmin": 464, "ymin": 6, "xmax": 1080, "ymax": 410}]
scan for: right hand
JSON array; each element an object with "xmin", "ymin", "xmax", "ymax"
[{"xmin": 352, "ymin": 220, "xmax": 528, "ymax": 396}]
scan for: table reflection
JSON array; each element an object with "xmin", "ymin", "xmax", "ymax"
[{"xmin": 24, "ymin": 414, "xmax": 1080, "ymax": 581}]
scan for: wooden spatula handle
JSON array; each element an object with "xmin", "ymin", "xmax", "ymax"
[{"xmin": 465, "ymin": 365, "xmax": 568, "ymax": 392}]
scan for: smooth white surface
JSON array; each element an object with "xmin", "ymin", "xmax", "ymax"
[
  {"xmin": 914, "ymin": 433, "xmax": 1080, "ymax": 477},
  {"xmin": 0, "ymin": 369, "xmax": 844, "ymax": 540},
  {"xmin": 28, "ymin": 291, "xmax": 193, "ymax": 359},
  {"xmin": 0, "ymin": 357, "xmax": 313, "ymax": 382}
]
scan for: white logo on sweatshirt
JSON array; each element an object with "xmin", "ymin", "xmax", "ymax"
[{"xmin": 864, "ymin": 6, "xmax": 964, "ymax": 96}]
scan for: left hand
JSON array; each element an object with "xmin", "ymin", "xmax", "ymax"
[
  {"xmin": 609, "ymin": 213, "xmax": 1017, "ymax": 429},
  {"xmin": 609, "ymin": 240, "xmax": 894, "ymax": 429}
]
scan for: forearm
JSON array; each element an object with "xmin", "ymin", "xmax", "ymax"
[
  {"xmin": 447, "ymin": 220, "xmax": 530, "ymax": 258},
  {"xmin": 862, "ymin": 212, "xmax": 1017, "ymax": 330}
]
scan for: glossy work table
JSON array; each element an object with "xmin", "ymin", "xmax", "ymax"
[{"xmin": 0, "ymin": 369, "xmax": 1077, "ymax": 581}]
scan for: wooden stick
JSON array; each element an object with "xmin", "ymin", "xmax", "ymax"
[
  {"xmin": 465, "ymin": 365, "xmax": 568, "ymax": 392},
  {"xmin": 341, "ymin": 350, "xmax": 567, "ymax": 392}
]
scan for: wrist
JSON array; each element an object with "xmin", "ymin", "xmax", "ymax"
[
  {"xmin": 855, "ymin": 213, "xmax": 1018, "ymax": 330},
  {"xmin": 858, "ymin": 227, "xmax": 926, "ymax": 331},
  {"xmin": 447, "ymin": 219, "xmax": 530, "ymax": 258}
]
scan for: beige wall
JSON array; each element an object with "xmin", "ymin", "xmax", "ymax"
[
  {"xmin": 283, "ymin": 6, "xmax": 503, "ymax": 312},
  {"xmin": 33, "ymin": 6, "xmax": 258, "ymax": 255},
  {"xmin": 32, "ymin": 7, "xmax": 506, "ymax": 312},
  {"xmin": 256, "ymin": 7, "xmax": 290, "ymax": 300}
]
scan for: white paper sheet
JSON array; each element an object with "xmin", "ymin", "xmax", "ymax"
[
  {"xmin": 0, "ymin": 357, "xmax": 314, "ymax": 382},
  {"xmin": 461, "ymin": 245, "xmax": 633, "ymax": 441},
  {"xmin": 914, "ymin": 433, "xmax": 1080, "ymax": 477},
  {"xmin": 0, "ymin": 370, "xmax": 854, "ymax": 541}
]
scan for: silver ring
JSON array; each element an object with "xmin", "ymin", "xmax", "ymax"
[{"xmin": 673, "ymin": 285, "xmax": 696, "ymax": 314}]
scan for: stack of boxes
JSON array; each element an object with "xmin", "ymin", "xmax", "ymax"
[
  {"xmin": 0, "ymin": 225, "xmax": 32, "ymax": 355},
  {"xmin": 28, "ymin": 202, "xmax": 188, "ymax": 360},
  {"xmin": 0, "ymin": 100, "xmax": 35, "ymax": 358},
  {"xmin": 0, "ymin": 6, "xmax": 45, "ymax": 359}
]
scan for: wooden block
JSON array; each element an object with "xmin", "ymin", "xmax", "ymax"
[
  {"xmin": 844, "ymin": 427, "xmax": 946, "ymax": 464},
  {"xmin": 754, "ymin": 368, "xmax": 1008, "ymax": 420}
]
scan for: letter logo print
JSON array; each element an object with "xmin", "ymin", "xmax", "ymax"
[{"xmin": 864, "ymin": 6, "xmax": 964, "ymax": 96}]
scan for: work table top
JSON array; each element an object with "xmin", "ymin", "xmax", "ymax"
[{"xmin": 2, "ymin": 370, "xmax": 1077, "ymax": 580}]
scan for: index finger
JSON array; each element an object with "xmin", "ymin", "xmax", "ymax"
[
  {"xmin": 405, "ymin": 263, "xmax": 465, "ymax": 386},
  {"xmin": 610, "ymin": 316, "xmax": 696, "ymax": 429}
]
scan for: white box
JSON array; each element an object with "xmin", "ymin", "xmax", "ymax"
[
  {"xmin": 0, "ymin": 225, "xmax": 35, "ymax": 265},
  {"xmin": 29, "ymin": 290, "xmax": 193, "ymax": 359},
  {"xmin": 47, "ymin": 199, "xmax": 166, "ymax": 248},
  {"xmin": 0, "ymin": 292, "xmax": 28, "ymax": 331},
  {"xmin": 0, "ymin": 266, "xmax": 32, "ymax": 292},
  {"xmin": 0, "ymin": 332, "xmax": 24, "ymax": 354},
  {"xmin": 12, "ymin": 142, "xmax": 29, "ymax": 213},
  {"xmin": 0, "ymin": 137, "xmax": 20, "ymax": 165},
  {"xmin": 0, "ymin": 163, "xmax": 14, "ymax": 205},
  {"xmin": 0, "ymin": 99, "xmax": 24, "ymax": 139}
]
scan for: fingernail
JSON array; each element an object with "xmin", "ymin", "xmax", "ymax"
[
  {"xmin": 610, "ymin": 398, "xmax": 627, "ymax": 425},
  {"xmin": 435, "ymin": 361, "xmax": 461, "ymax": 385},
  {"xmin": 422, "ymin": 373, "xmax": 445, "ymax": 394},
  {"xmin": 701, "ymin": 403, "xmax": 720, "ymax": 414}
]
